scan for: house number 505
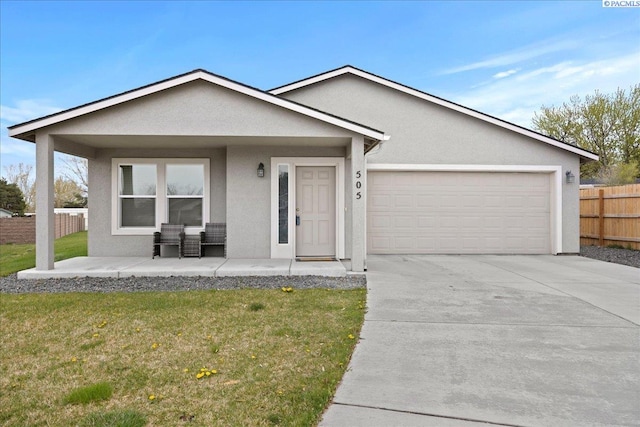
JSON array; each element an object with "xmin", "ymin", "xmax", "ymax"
[{"xmin": 355, "ymin": 171, "xmax": 362, "ymax": 199}]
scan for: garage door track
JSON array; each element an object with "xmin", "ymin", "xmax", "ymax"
[{"xmin": 321, "ymin": 255, "xmax": 640, "ymax": 427}]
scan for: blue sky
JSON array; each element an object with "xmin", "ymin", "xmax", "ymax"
[{"xmin": 1, "ymin": 0, "xmax": 639, "ymax": 176}]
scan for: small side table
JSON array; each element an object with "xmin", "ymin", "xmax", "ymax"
[{"xmin": 183, "ymin": 236, "xmax": 201, "ymax": 258}]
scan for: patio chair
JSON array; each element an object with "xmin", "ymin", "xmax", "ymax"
[
  {"xmin": 152, "ymin": 223, "xmax": 185, "ymax": 259},
  {"xmin": 200, "ymin": 223, "xmax": 226, "ymax": 258}
]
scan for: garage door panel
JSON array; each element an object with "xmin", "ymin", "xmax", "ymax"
[
  {"xmin": 416, "ymin": 195, "xmax": 436, "ymax": 207},
  {"xmin": 395, "ymin": 195, "xmax": 413, "ymax": 207},
  {"xmin": 394, "ymin": 216, "xmax": 415, "ymax": 229},
  {"xmin": 527, "ymin": 195, "xmax": 549, "ymax": 209},
  {"xmin": 367, "ymin": 171, "xmax": 551, "ymax": 254},
  {"xmin": 461, "ymin": 216, "xmax": 482, "ymax": 228},
  {"xmin": 370, "ymin": 194, "xmax": 392, "ymax": 208}
]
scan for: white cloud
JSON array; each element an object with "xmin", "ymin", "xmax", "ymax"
[
  {"xmin": 0, "ymin": 138, "xmax": 35, "ymax": 157},
  {"xmin": 0, "ymin": 133, "xmax": 35, "ymax": 178},
  {"xmin": 0, "ymin": 99, "xmax": 62, "ymax": 124},
  {"xmin": 493, "ymin": 69, "xmax": 518, "ymax": 79},
  {"xmin": 448, "ymin": 52, "xmax": 640, "ymax": 128},
  {"xmin": 0, "ymin": 99, "xmax": 63, "ymax": 176},
  {"xmin": 441, "ymin": 39, "xmax": 578, "ymax": 75}
]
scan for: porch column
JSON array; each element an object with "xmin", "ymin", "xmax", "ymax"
[
  {"xmin": 35, "ymin": 133, "xmax": 55, "ymax": 270},
  {"xmin": 351, "ymin": 135, "xmax": 365, "ymax": 272}
]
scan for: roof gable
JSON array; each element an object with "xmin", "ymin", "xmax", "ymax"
[
  {"xmin": 270, "ymin": 65, "xmax": 598, "ymax": 162},
  {"xmin": 9, "ymin": 69, "xmax": 388, "ymax": 143}
]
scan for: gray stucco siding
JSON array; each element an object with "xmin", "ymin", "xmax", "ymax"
[
  {"xmin": 43, "ymin": 80, "xmax": 358, "ymax": 139},
  {"xmin": 52, "ymin": 77, "xmax": 369, "ymax": 258},
  {"xmin": 89, "ymin": 144, "xmax": 352, "ymax": 258},
  {"xmin": 226, "ymin": 145, "xmax": 348, "ymax": 259},
  {"xmin": 280, "ymin": 74, "xmax": 577, "ymax": 166},
  {"xmin": 88, "ymin": 147, "xmax": 226, "ymax": 257},
  {"xmin": 281, "ymin": 74, "xmax": 582, "ymax": 253}
]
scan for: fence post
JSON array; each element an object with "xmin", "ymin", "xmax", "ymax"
[{"xmin": 598, "ymin": 189, "xmax": 605, "ymax": 247}]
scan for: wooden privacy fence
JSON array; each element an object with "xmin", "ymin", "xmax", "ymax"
[
  {"xmin": 0, "ymin": 213, "xmax": 85, "ymax": 245},
  {"xmin": 580, "ymin": 184, "xmax": 640, "ymax": 250}
]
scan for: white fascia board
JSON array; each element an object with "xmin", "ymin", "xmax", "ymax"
[
  {"xmin": 270, "ymin": 68, "xmax": 353, "ymax": 95},
  {"xmin": 271, "ymin": 67, "xmax": 598, "ymax": 162},
  {"xmin": 9, "ymin": 70, "xmax": 387, "ymax": 142}
]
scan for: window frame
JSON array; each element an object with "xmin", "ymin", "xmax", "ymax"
[{"xmin": 111, "ymin": 158, "xmax": 210, "ymax": 235}]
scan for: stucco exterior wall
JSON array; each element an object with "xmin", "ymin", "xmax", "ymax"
[
  {"xmin": 280, "ymin": 74, "xmax": 583, "ymax": 253},
  {"xmin": 44, "ymin": 80, "xmax": 357, "ymax": 139},
  {"xmin": 88, "ymin": 145, "xmax": 350, "ymax": 258},
  {"xmin": 54, "ymin": 78, "xmax": 366, "ymax": 258},
  {"xmin": 88, "ymin": 147, "xmax": 226, "ymax": 257},
  {"xmin": 226, "ymin": 145, "xmax": 347, "ymax": 258}
]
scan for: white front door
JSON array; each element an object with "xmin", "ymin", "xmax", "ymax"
[{"xmin": 296, "ymin": 166, "xmax": 336, "ymax": 257}]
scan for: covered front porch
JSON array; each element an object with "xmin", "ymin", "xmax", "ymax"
[
  {"xmin": 17, "ymin": 256, "xmax": 351, "ymax": 279},
  {"xmin": 7, "ymin": 70, "xmax": 388, "ymax": 277}
]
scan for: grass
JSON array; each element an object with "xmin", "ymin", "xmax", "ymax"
[
  {"xmin": 249, "ymin": 302, "xmax": 266, "ymax": 311},
  {"xmin": 79, "ymin": 410, "xmax": 147, "ymax": 427},
  {"xmin": 0, "ymin": 287, "xmax": 366, "ymax": 426},
  {"xmin": 63, "ymin": 382, "xmax": 113, "ymax": 405},
  {"xmin": 0, "ymin": 231, "xmax": 88, "ymax": 276}
]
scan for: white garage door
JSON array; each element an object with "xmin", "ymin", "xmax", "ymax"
[{"xmin": 367, "ymin": 171, "xmax": 551, "ymax": 254}]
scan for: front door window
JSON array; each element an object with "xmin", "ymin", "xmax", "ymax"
[{"xmin": 278, "ymin": 165, "xmax": 289, "ymax": 244}]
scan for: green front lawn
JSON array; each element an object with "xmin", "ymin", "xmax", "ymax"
[
  {"xmin": 0, "ymin": 231, "xmax": 87, "ymax": 276},
  {"xmin": 0, "ymin": 287, "xmax": 366, "ymax": 426}
]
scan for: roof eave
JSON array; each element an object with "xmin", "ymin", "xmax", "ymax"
[
  {"xmin": 270, "ymin": 66, "xmax": 599, "ymax": 162},
  {"xmin": 8, "ymin": 68, "xmax": 387, "ymax": 143}
]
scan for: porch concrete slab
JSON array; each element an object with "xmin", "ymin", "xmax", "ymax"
[
  {"xmin": 17, "ymin": 257, "xmax": 147, "ymax": 279},
  {"xmin": 215, "ymin": 259, "xmax": 291, "ymax": 277},
  {"xmin": 119, "ymin": 257, "xmax": 226, "ymax": 277},
  {"xmin": 290, "ymin": 260, "xmax": 346, "ymax": 277}
]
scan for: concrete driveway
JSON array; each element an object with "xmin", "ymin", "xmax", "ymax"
[{"xmin": 321, "ymin": 255, "xmax": 640, "ymax": 427}]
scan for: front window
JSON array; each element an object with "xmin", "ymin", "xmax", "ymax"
[
  {"xmin": 167, "ymin": 164, "xmax": 204, "ymax": 226},
  {"xmin": 119, "ymin": 164, "xmax": 156, "ymax": 227},
  {"xmin": 112, "ymin": 158, "xmax": 209, "ymax": 234}
]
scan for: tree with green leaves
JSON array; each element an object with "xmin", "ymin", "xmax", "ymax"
[
  {"xmin": 533, "ymin": 85, "xmax": 640, "ymax": 182},
  {"xmin": 3, "ymin": 163, "xmax": 35, "ymax": 211},
  {"xmin": 0, "ymin": 178, "xmax": 27, "ymax": 215}
]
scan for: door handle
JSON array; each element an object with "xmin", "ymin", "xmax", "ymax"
[{"xmin": 296, "ymin": 215, "xmax": 300, "ymax": 226}]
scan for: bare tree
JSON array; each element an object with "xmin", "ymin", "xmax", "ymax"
[
  {"xmin": 61, "ymin": 155, "xmax": 88, "ymax": 196},
  {"xmin": 3, "ymin": 163, "xmax": 35, "ymax": 211}
]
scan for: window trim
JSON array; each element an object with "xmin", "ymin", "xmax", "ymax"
[{"xmin": 111, "ymin": 158, "xmax": 210, "ymax": 236}]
